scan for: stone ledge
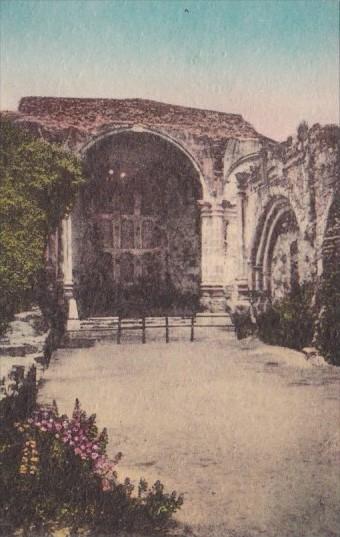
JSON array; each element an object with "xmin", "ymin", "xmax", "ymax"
[{"xmin": 0, "ymin": 343, "xmax": 40, "ymax": 357}]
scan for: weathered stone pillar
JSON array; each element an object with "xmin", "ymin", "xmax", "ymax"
[
  {"xmin": 222, "ymin": 200, "xmax": 237, "ymax": 290},
  {"xmin": 62, "ymin": 216, "xmax": 80, "ymax": 330},
  {"xmin": 199, "ymin": 200, "xmax": 227, "ymax": 311},
  {"xmin": 235, "ymin": 172, "xmax": 250, "ymax": 301},
  {"xmin": 252, "ymin": 264, "xmax": 263, "ymax": 291}
]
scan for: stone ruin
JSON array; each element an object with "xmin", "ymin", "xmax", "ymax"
[{"xmin": 5, "ymin": 97, "xmax": 339, "ymax": 328}]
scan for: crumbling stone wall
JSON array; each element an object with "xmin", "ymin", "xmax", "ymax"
[
  {"xmin": 224, "ymin": 122, "xmax": 339, "ymax": 303},
  {"xmin": 4, "ymin": 98, "xmax": 339, "ymax": 318},
  {"xmin": 265, "ymin": 124, "xmax": 339, "ymax": 285},
  {"xmin": 270, "ymin": 232, "xmax": 299, "ymax": 300},
  {"xmin": 15, "ymin": 97, "xmax": 267, "ymax": 196}
]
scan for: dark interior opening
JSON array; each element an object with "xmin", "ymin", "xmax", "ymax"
[{"xmin": 72, "ymin": 132, "xmax": 202, "ymax": 317}]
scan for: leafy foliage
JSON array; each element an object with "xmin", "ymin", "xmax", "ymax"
[
  {"xmin": 314, "ymin": 194, "xmax": 340, "ymax": 365},
  {"xmin": 0, "ymin": 400, "xmax": 183, "ymax": 536},
  {"xmin": 231, "ymin": 305, "xmax": 255, "ymax": 340},
  {"xmin": 256, "ymin": 283, "xmax": 314, "ymax": 350},
  {"xmin": 0, "ymin": 118, "xmax": 84, "ymax": 333},
  {"xmin": 77, "ymin": 262, "xmax": 199, "ymax": 318},
  {"xmin": 315, "ymin": 272, "xmax": 340, "ymax": 365},
  {"xmin": 0, "ymin": 365, "xmax": 37, "ymax": 428}
]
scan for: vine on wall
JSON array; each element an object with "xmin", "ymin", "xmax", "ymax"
[{"xmin": 0, "ymin": 118, "xmax": 84, "ymax": 334}]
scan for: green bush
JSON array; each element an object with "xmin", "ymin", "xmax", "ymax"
[
  {"xmin": 315, "ymin": 192, "xmax": 340, "ymax": 365},
  {"xmin": 76, "ymin": 269, "xmax": 199, "ymax": 318},
  {"xmin": 0, "ymin": 366, "xmax": 37, "ymax": 427},
  {"xmin": 256, "ymin": 283, "xmax": 314, "ymax": 350},
  {"xmin": 0, "ymin": 400, "xmax": 183, "ymax": 536},
  {"xmin": 231, "ymin": 305, "xmax": 256, "ymax": 339},
  {"xmin": 315, "ymin": 271, "xmax": 340, "ymax": 365},
  {"xmin": 0, "ymin": 118, "xmax": 84, "ymax": 334}
]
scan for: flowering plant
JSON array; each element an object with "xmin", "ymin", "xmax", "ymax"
[
  {"xmin": 15, "ymin": 398, "xmax": 122, "ymax": 491},
  {"xmin": 1, "ymin": 399, "xmax": 183, "ymax": 535}
]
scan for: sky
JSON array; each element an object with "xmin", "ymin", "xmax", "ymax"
[{"xmin": 0, "ymin": 0, "xmax": 339, "ymax": 140}]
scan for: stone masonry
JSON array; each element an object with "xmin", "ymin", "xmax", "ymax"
[{"xmin": 5, "ymin": 97, "xmax": 340, "ymax": 327}]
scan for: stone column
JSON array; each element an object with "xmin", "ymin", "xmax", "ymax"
[
  {"xmin": 252, "ymin": 264, "xmax": 263, "ymax": 291},
  {"xmin": 222, "ymin": 200, "xmax": 238, "ymax": 299},
  {"xmin": 199, "ymin": 200, "xmax": 227, "ymax": 311},
  {"xmin": 62, "ymin": 216, "xmax": 80, "ymax": 330},
  {"xmin": 235, "ymin": 172, "xmax": 250, "ymax": 301}
]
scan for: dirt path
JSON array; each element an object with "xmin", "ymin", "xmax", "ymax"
[{"xmin": 38, "ymin": 338, "xmax": 340, "ymax": 537}]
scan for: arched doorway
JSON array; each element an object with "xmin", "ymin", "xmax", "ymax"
[
  {"xmin": 72, "ymin": 131, "xmax": 203, "ymax": 316},
  {"xmin": 250, "ymin": 197, "xmax": 300, "ymax": 300}
]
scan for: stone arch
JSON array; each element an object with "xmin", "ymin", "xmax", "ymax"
[
  {"xmin": 80, "ymin": 125, "xmax": 209, "ymax": 199},
  {"xmin": 222, "ymin": 151, "xmax": 262, "ymax": 203},
  {"xmin": 73, "ymin": 128, "xmax": 204, "ymax": 316},
  {"xmin": 250, "ymin": 196, "xmax": 300, "ymax": 298}
]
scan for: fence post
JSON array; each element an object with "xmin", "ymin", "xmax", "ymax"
[
  {"xmin": 117, "ymin": 316, "xmax": 121, "ymax": 345},
  {"xmin": 165, "ymin": 316, "xmax": 169, "ymax": 343},
  {"xmin": 190, "ymin": 314, "xmax": 195, "ymax": 342},
  {"xmin": 142, "ymin": 316, "xmax": 146, "ymax": 344}
]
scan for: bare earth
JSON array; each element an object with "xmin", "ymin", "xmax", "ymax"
[{"xmin": 38, "ymin": 336, "xmax": 340, "ymax": 537}]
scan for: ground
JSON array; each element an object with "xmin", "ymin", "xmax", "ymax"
[{"xmin": 38, "ymin": 334, "xmax": 340, "ymax": 537}]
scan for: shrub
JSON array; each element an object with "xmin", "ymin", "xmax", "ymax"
[
  {"xmin": 315, "ymin": 271, "xmax": 340, "ymax": 365},
  {"xmin": 0, "ymin": 399, "xmax": 183, "ymax": 536},
  {"xmin": 256, "ymin": 283, "xmax": 314, "ymax": 350},
  {"xmin": 315, "ymin": 192, "xmax": 340, "ymax": 365},
  {"xmin": 0, "ymin": 118, "xmax": 84, "ymax": 334},
  {"xmin": 0, "ymin": 366, "xmax": 37, "ymax": 427},
  {"xmin": 76, "ymin": 269, "xmax": 199, "ymax": 318},
  {"xmin": 231, "ymin": 305, "xmax": 256, "ymax": 339}
]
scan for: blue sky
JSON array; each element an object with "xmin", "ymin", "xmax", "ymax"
[{"xmin": 0, "ymin": 0, "xmax": 339, "ymax": 139}]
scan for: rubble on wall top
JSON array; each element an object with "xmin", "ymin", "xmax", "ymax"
[{"xmin": 15, "ymin": 96, "xmax": 265, "ymax": 142}]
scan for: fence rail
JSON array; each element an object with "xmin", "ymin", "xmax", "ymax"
[{"xmin": 71, "ymin": 314, "xmax": 235, "ymax": 344}]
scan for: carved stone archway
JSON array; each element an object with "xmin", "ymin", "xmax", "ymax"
[
  {"xmin": 61, "ymin": 128, "xmax": 230, "ymax": 322},
  {"xmin": 250, "ymin": 196, "xmax": 300, "ymax": 300}
]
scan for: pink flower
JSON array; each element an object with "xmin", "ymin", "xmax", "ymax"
[
  {"xmin": 74, "ymin": 447, "xmax": 82, "ymax": 455},
  {"xmin": 55, "ymin": 433, "xmax": 60, "ymax": 439},
  {"xmin": 91, "ymin": 452, "xmax": 99, "ymax": 460},
  {"xmin": 101, "ymin": 478, "xmax": 111, "ymax": 492},
  {"xmin": 55, "ymin": 423, "xmax": 62, "ymax": 431}
]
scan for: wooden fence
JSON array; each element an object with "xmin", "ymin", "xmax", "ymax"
[{"xmin": 92, "ymin": 314, "xmax": 235, "ymax": 344}]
